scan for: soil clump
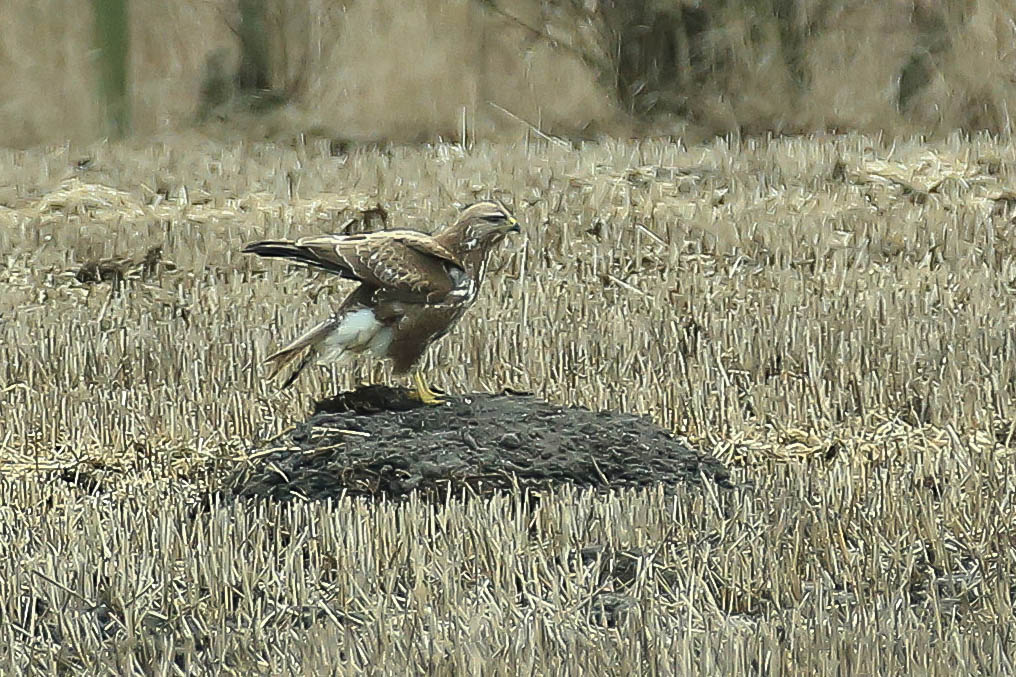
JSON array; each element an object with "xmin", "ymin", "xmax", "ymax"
[{"xmin": 226, "ymin": 386, "xmax": 731, "ymax": 502}]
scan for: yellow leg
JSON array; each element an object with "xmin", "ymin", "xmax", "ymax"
[{"xmin": 412, "ymin": 370, "xmax": 444, "ymax": 405}]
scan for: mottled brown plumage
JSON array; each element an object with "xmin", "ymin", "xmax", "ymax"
[{"xmin": 243, "ymin": 200, "xmax": 520, "ymax": 402}]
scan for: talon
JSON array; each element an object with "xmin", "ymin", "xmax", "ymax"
[{"xmin": 411, "ymin": 371, "xmax": 444, "ymax": 405}]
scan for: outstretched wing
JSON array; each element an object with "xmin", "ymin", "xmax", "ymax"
[{"xmin": 243, "ymin": 230, "xmax": 463, "ymax": 300}]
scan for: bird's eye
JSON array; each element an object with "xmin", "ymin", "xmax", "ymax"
[{"xmin": 487, "ymin": 214, "xmax": 508, "ymax": 223}]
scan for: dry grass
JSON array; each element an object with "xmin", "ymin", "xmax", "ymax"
[
  {"xmin": 4, "ymin": 469, "xmax": 1014, "ymax": 673},
  {"xmin": 0, "ymin": 0, "xmax": 614, "ymax": 148},
  {"xmin": 4, "ymin": 1, "xmax": 1016, "ymax": 147},
  {"xmin": 673, "ymin": 0, "xmax": 1016, "ymax": 137},
  {"xmin": 2, "ymin": 132, "xmax": 1016, "ymax": 671}
]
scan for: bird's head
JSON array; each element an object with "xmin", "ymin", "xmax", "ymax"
[{"xmin": 450, "ymin": 200, "xmax": 521, "ymax": 252}]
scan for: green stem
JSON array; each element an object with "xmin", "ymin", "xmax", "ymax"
[{"xmin": 92, "ymin": 0, "xmax": 130, "ymax": 137}]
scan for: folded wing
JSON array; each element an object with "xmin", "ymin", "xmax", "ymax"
[{"xmin": 243, "ymin": 230, "xmax": 463, "ymax": 301}]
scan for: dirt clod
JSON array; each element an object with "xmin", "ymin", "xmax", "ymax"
[{"xmin": 226, "ymin": 386, "xmax": 730, "ymax": 502}]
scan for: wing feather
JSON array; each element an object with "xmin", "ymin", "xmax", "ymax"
[{"xmin": 245, "ymin": 229, "xmax": 463, "ymax": 300}]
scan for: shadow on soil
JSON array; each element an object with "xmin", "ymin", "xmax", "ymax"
[{"xmin": 225, "ymin": 386, "xmax": 732, "ymax": 502}]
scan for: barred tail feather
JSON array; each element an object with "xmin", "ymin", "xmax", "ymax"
[{"xmin": 263, "ymin": 318, "xmax": 336, "ymax": 388}]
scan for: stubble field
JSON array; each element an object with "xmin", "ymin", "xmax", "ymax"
[{"xmin": 2, "ymin": 132, "xmax": 1016, "ymax": 673}]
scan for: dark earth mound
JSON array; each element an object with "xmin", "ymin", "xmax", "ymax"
[{"xmin": 225, "ymin": 386, "xmax": 731, "ymax": 502}]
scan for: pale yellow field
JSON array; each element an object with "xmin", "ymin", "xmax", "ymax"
[{"xmin": 1, "ymin": 133, "xmax": 1015, "ymax": 672}]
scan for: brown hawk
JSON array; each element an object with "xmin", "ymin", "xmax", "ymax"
[{"xmin": 242, "ymin": 200, "xmax": 520, "ymax": 403}]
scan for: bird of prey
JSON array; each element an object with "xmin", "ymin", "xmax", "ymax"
[{"xmin": 242, "ymin": 200, "xmax": 520, "ymax": 404}]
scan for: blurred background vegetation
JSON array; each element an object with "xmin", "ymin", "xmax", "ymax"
[{"xmin": 2, "ymin": 0, "xmax": 1015, "ymax": 148}]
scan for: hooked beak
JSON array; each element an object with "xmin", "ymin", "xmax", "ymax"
[{"xmin": 507, "ymin": 215, "xmax": 521, "ymax": 234}]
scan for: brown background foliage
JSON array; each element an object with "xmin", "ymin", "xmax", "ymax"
[{"xmin": 3, "ymin": 0, "xmax": 1016, "ymax": 148}]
